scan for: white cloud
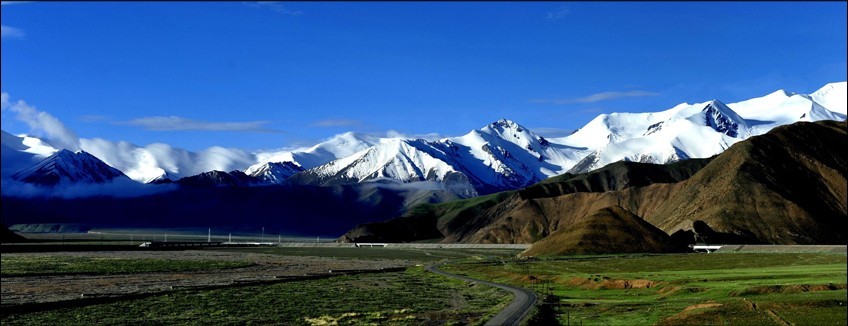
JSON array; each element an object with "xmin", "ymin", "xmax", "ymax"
[
  {"xmin": 1, "ymin": 1, "xmax": 32, "ymax": 6},
  {"xmin": 1, "ymin": 92, "xmax": 80, "ymax": 150},
  {"xmin": 531, "ymin": 127, "xmax": 576, "ymax": 138},
  {"xmin": 546, "ymin": 6, "xmax": 571, "ymax": 20},
  {"xmin": 1, "ymin": 92, "xmax": 264, "ymax": 183},
  {"xmin": 0, "ymin": 177, "xmax": 178, "ymax": 199},
  {"xmin": 121, "ymin": 116, "xmax": 281, "ymax": 133},
  {"xmin": 531, "ymin": 90, "xmax": 660, "ymax": 105},
  {"xmin": 310, "ymin": 119, "xmax": 363, "ymax": 128},
  {"xmin": 243, "ymin": 1, "xmax": 302, "ymax": 15},
  {"xmin": 384, "ymin": 130, "xmax": 443, "ymax": 141},
  {"xmin": 1, "ymin": 25, "xmax": 25, "ymax": 39},
  {"xmin": 79, "ymin": 138, "xmax": 259, "ymax": 182}
]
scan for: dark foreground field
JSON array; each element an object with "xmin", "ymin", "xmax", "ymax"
[
  {"xmin": 1, "ymin": 247, "xmax": 517, "ymax": 325},
  {"xmin": 1, "ymin": 243, "xmax": 845, "ymax": 325}
]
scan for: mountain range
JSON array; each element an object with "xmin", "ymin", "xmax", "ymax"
[
  {"xmin": 342, "ymin": 119, "xmax": 847, "ymax": 251},
  {"xmin": 1, "ymin": 82, "xmax": 845, "ymax": 197},
  {"xmin": 1, "ymin": 83, "xmax": 846, "ymax": 242}
]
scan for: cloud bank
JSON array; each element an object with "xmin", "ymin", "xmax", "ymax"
[
  {"xmin": 310, "ymin": 119, "xmax": 363, "ymax": 128},
  {"xmin": 546, "ymin": 6, "xmax": 571, "ymax": 20},
  {"xmin": 1, "ymin": 92, "xmax": 80, "ymax": 150},
  {"xmin": 2, "ymin": 92, "xmax": 262, "ymax": 183},
  {"xmin": 1, "ymin": 25, "xmax": 24, "ymax": 39},
  {"xmin": 531, "ymin": 90, "xmax": 660, "ymax": 105},
  {"xmin": 243, "ymin": 1, "xmax": 302, "ymax": 16},
  {"xmin": 0, "ymin": 177, "xmax": 179, "ymax": 199},
  {"xmin": 122, "ymin": 116, "xmax": 281, "ymax": 133}
]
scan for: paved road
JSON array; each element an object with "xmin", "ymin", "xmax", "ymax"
[{"xmin": 426, "ymin": 263, "xmax": 537, "ymax": 326}]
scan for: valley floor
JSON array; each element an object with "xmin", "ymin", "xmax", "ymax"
[
  {"xmin": 2, "ymin": 243, "xmax": 845, "ymax": 325},
  {"xmin": 1, "ymin": 246, "xmax": 518, "ymax": 325}
]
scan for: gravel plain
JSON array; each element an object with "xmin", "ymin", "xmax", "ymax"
[{"xmin": 1, "ymin": 250, "xmax": 412, "ymax": 308}]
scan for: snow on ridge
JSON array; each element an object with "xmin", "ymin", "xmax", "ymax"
[
  {"xmin": 3, "ymin": 81, "xmax": 846, "ymax": 194},
  {"xmin": 810, "ymin": 81, "xmax": 847, "ymax": 115},
  {"xmin": 12, "ymin": 149, "xmax": 129, "ymax": 185}
]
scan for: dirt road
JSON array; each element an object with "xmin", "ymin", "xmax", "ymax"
[{"xmin": 426, "ymin": 262, "xmax": 537, "ymax": 326}]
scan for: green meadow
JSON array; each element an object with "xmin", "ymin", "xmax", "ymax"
[{"xmin": 443, "ymin": 253, "xmax": 847, "ymax": 325}]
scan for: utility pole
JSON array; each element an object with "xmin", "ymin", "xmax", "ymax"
[{"xmin": 208, "ymin": 228, "xmax": 211, "ymax": 243}]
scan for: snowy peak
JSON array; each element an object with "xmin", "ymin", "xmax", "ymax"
[
  {"xmin": 810, "ymin": 81, "xmax": 847, "ymax": 115},
  {"xmin": 700, "ymin": 100, "xmax": 747, "ymax": 138},
  {"xmin": 256, "ymin": 131, "xmax": 383, "ymax": 170},
  {"xmin": 296, "ymin": 138, "xmax": 460, "ymax": 184},
  {"xmin": 245, "ymin": 161, "xmax": 304, "ymax": 184},
  {"xmin": 12, "ymin": 149, "xmax": 129, "ymax": 186},
  {"xmin": 479, "ymin": 119, "xmax": 547, "ymax": 148}
]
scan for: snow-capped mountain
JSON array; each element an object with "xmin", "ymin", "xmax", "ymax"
[
  {"xmin": 2, "ymin": 81, "xmax": 845, "ymax": 196},
  {"xmin": 1, "ymin": 130, "xmax": 58, "ymax": 179},
  {"xmin": 238, "ymin": 131, "xmax": 384, "ymax": 185},
  {"xmin": 245, "ymin": 161, "xmax": 304, "ymax": 185},
  {"xmin": 555, "ymin": 83, "xmax": 846, "ymax": 174},
  {"xmin": 560, "ymin": 99, "xmax": 752, "ymax": 174},
  {"xmin": 287, "ymin": 119, "xmax": 588, "ymax": 194},
  {"xmin": 289, "ymin": 82, "xmax": 846, "ymax": 191},
  {"xmin": 253, "ymin": 132, "xmax": 382, "ymax": 169},
  {"xmin": 288, "ymin": 138, "xmax": 467, "ymax": 184},
  {"xmin": 11, "ymin": 149, "xmax": 130, "ymax": 186},
  {"xmin": 426, "ymin": 119, "xmax": 589, "ymax": 192},
  {"xmin": 809, "ymin": 82, "xmax": 847, "ymax": 115}
]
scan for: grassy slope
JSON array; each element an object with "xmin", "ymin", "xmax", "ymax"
[{"xmin": 444, "ymin": 253, "xmax": 847, "ymax": 325}]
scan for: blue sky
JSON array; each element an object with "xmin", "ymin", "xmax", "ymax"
[{"xmin": 2, "ymin": 1, "xmax": 846, "ymax": 152}]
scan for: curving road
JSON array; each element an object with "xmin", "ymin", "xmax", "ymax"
[{"xmin": 426, "ymin": 262, "xmax": 537, "ymax": 326}]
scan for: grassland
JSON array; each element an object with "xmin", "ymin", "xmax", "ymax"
[
  {"xmin": 1, "ymin": 255, "xmax": 253, "ymax": 276},
  {"xmin": 5, "ymin": 241, "xmax": 844, "ymax": 325},
  {"xmin": 442, "ymin": 253, "xmax": 847, "ymax": 325},
  {"xmin": 2, "ymin": 266, "xmax": 510, "ymax": 326}
]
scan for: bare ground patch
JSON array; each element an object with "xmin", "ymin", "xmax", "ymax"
[
  {"xmin": 1, "ymin": 250, "xmax": 411, "ymax": 308},
  {"xmin": 730, "ymin": 283, "xmax": 848, "ymax": 296},
  {"xmin": 561, "ymin": 276, "xmax": 655, "ymax": 290}
]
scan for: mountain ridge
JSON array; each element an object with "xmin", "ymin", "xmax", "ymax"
[
  {"xmin": 2, "ymin": 82, "xmax": 846, "ymax": 197},
  {"xmin": 341, "ymin": 119, "xmax": 847, "ymax": 247}
]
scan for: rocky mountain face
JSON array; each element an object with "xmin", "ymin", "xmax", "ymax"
[
  {"xmin": 342, "ymin": 120, "xmax": 847, "ymax": 249},
  {"xmin": 175, "ymin": 170, "xmax": 253, "ymax": 188},
  {"xmin": 245, "ymin": 161, "xmax": 305, "ymax": 185}
]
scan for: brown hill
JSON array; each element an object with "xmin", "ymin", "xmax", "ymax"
[
  {"xmin": 646, "ymin": 119, "xmax": 847, "ymax": 243},
  {"xmin": 342, "ymin": 120, "xmax": 847, "ymax": 247},
  {"xmin": 341, "ymin": 156, "xmax": 708, "ymax": 243},
  {"xmin": 521, "ymin": 206, "xmax": 684, "ymax": 256}
]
